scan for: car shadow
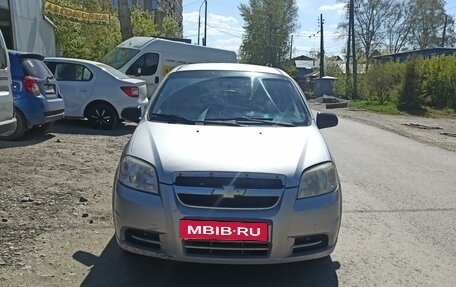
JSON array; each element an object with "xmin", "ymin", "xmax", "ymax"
[
  {"xmin": 52, "ymin": 119, "xmax": 137, "ymax": 136},
  {"xmin": 75, "ymin": 236, "xmax": 340, "ymax": 287},
  {"xmin": 0, "ymin": 133, "xmax": 55, "ymax": 149}
]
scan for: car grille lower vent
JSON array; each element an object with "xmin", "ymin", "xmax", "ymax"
[
  {"xmin": 292, "ymin": 235, "xmax": 328, "ymax": 255},
  {"xmin": 184, "ymin": 240, "xmax": 270, "ymax": 258},
  {"xmin": 125, "ymin": 229, "xmax": 161, "ymax": 250},
  {"xmin": 174, "ymin": 176, "xmax": 284, "ymax": 189}
]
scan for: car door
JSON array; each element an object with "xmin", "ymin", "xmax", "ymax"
[
  {"xmin": 0, "ymin": 31, "xmax": 15, "ymax": 136},
  {"xmin": 125, "ymin": 52, "xmax": 160, "ymax": 98},
  {"xmin": 46, "ymin": 61, "xmax": 95, "ymax": 117}
]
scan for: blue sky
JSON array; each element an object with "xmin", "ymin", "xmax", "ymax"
[{"xmin": 182, "ymin": 0, "xmax": 456, "ymax": 58}]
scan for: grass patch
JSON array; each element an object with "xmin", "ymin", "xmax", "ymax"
[
  {"xmin": 348, "ymin": 101, "xmax": 401, "ymax": 115},
  {"xmin": 348, "ymin": 100, "xmax": 456, "ymax": 118}
]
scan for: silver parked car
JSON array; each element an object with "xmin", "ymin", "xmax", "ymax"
[
  {"xmin": 44, "ymin": 57, "xmax": 147, "ymax": 129},
  {"xmin": 113, "ymin": 63, "xmax": 341, "ymax": 264}
]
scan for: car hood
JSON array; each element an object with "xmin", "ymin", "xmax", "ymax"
[{"xmin": 126, "ymin": 122, "xmax": 333, "ymax": 187}]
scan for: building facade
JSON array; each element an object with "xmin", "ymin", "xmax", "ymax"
[{"xmin": 0, "ymin": 0, "xmax": 56, "ymax": 56}]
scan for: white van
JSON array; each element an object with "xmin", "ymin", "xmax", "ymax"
[
  {"xmin": 0, "ymin": 30, "xmax": 16, "ymax": 137},
  {"xmin": 102, "ymin": 37, "xmax": 237, "ymax": 98}
]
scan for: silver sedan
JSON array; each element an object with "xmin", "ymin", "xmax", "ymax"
[
  {"xmin": 45, "ymin": 57, "xmax": 147, "ymax": 129},
  {"xmin": 113, "ymin": 63, "xmax": 341, "ymax": 264}
]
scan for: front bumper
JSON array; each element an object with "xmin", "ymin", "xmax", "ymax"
[{"xmin": 113, "ymin": 182, "xmax": 341, "ymax": 264}]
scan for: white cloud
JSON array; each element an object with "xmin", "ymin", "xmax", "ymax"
[
  {"xmin": 319, "ymin": 3, "xmax": 346, "ymax": 11},
  {"xmin": 183, "ymin": 11, "xmax": 243, "ymax": 52}
]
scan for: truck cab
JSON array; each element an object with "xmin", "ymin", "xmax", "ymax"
[{"xmin": 102, "ymin": 37, "xmax": 237, "ymax": 99}]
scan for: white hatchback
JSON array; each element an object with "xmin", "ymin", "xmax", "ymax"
[{"xmin": 45, "ymin": 57, "xmax": 147, "ymax": 129}]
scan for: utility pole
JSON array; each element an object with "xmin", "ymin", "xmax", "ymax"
[
  {"xmin": 197, "ymin": 0, "xmax": 207, "ymax": 46},
  {"xmin": 268, "ymin": 13, "xmax": 273, "ymax": 66},
  {"xmin": 346, "ymin": 9, "xmax": 351, "ymax": 96},
  {"xmin": 442, "ymin": 14, "xmax": 448, "ymax": 47},
  {"xmin": 203, "ymin": 0, "xmax": 207, "ymax": 46},
  {"xmin": 319, "ymin": 14, "xmax": 325, "ymax": 78},
  {"xmin": 350, "ymin": 0, "xmax": 358, "ymax": 99},
  {"xmin": 290, "ymin": 34, "xmax": 293, "ymax": 60}
]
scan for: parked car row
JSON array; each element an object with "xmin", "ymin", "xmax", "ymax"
[{"xmin": 0, "ymin": 37, "xmax": 147, "ymax": 141}]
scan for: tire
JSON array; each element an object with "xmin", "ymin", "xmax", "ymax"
[
  {"xmin": 0, "ymin": 108, "xmax": 26, "ymax": 141},
  {"xmin": 86, "ymin": 103, "xmax": 119, "ymax": 130},
  {"xmin": 33, "ymin": 122, "xmax": 54, "ymax": 135}
]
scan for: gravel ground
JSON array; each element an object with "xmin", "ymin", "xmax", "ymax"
[
  {"xmin": 310, "ymin": 100, "xmax": 456, "ymax": 152},
  {"xmin": 0, "ymin": 107, "xmax": 455, "ymax": 285}
]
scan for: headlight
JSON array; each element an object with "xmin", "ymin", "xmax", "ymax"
[
  {"xmin": 117, "ymin": 156, "xmax": 159, "ymax": 194},
  {"xmin": 297, "ymin": 162, "xmax": 339, "ymax": 199}
]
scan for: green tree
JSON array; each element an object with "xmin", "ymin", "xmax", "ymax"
[
  {"xmin": 365, "ymin": 62, "xmax": 403, "ymax": 103},
  {"xmin": 156, "ymin": 15, "xmax": 183, "ymax": 38},
  {"xmin": 353, "ymin": 0, "xmax": 396, "ymax": 70},
  {"xmin": 408, "ymin": 0, "xmax": 454, "ymax": 49},
  {"xmin": 239, "ymin": 0, "xmax": 298, "ymax": 67},
  {"xmin": 48, "ymin": 0, "xmax": 121, "ymax": 61},
  {"xmin": 398, "ymin": 57, "xmax": 422, "ymax": 110},
  {"xmin": 131, "ymin": 6, "xmax": 156, "ymax": 36}
]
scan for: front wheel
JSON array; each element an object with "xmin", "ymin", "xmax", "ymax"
[
  {"xmin": 86, "ymin": 104, "xmax": 118, "ymax": 130},
  {"xmin": 0, "ymin": 108, "xmax": 27, "ymax": 141}
]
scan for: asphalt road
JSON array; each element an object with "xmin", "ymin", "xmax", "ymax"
[
  {"xmin": 3, "ymin": 117, "xmax": 456, "ymax": 287},
  {"xmin": 322, "ymin": 117, "xmax": 456, "ymax": 287},
  {"xmin": 77, "ymin": 117, "xmax": 456, "ymax": 287}
]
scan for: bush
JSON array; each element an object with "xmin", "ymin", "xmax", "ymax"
[{"xmin": 397, "ymin": 57, "xmax": 422, "ymax": 111}]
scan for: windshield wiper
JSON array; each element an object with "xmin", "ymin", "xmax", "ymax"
[
  {"xmin": 206, "ymin": 116, "xmax": 296, "ymax": 127},
  {"xmin": 149, "ymin": 113, "xmax": 195, "ymax": 124},
  {"xmin": 196, "ymin": 119, "xmax": 245, "ymax": 126}
]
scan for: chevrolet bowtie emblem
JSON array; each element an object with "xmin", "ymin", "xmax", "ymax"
[{"xmin": 212, "ymin": 185, "xmax": 246, "ymax": 198}]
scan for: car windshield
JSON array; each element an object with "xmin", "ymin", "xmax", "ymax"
[
  {"xmin": 101, "ymin": 47, "xmax": 139, "ymax": 69},
  {"xmin": 148, "ymin": 71, "xmax": 310, "ymax": 126}
]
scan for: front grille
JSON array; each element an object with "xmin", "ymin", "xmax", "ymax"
[
  {"xmin": 184, "ymin": 240, "xmax": 270, "ymax": 258},
  {"xmin": 175, "ymin": 176, "xmax": 283, "ymax": 189},
  {"xmin": 178, "ymin": 194, "xmax": 279, "ymax": 208},
  {"xmin": 125, "ymin": 229, "xmax": 161, "ymax": 250},
  {"xmin": 292, "ymin": 235, "xmax": 328, "ymax": 255},
  {"xmin": 174, "ymin": 174, "xmax": 284, "ymax": 209}
]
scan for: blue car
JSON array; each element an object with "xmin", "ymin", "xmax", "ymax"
[{"xmin": 2, "ymin": 50, "xmax": 65, "ymax": 140}]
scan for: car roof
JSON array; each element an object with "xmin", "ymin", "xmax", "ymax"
[
  {"xmin": 8, "ymin": 50, "xmax": 44, "ymax": 61},
  {"xmin": 173, "ymin": 63, "xmax": 288, "ymax": 76},
  {"xmin": 44, "ymin": 57, "xmax": 103, "ymax": 67}
]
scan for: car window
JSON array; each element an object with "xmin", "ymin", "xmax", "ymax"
[
  {"xmin": 126, "ymin": 53, "xmax": 159, "ymax": 76},
  {"xmin": 150, "ymin": 71, "xmax": 309, "ymax": 125},
  {"xmin": 53, "ymin": 63, "xmax": 93, "ymax": 81},
  {"xmin": 101, "ymin": 47, "xmax": 139, "ymax": 69},
  {"xmin": 21, "ymin": 58, "xmax": 53, "ymax": 78}
]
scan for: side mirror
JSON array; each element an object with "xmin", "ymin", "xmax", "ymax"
[
  {"xmin": 138, "ymin": 97, "xmax": 149, "ymax": 116},
  {"xmin": 121, "ymin": 107, "xmax": 142, "ymax": 123},
  {"xmin": 316, "ymin": 112, "xmax": 338, "ymax": 129}
]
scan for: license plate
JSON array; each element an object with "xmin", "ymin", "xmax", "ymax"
[
  {"xmin": 45, "ymin": 85, "xmax": 55, "ymax": 94},
  {"xmin": 180, "ymin": 219, "xmax": 269, "ymax": 242}
]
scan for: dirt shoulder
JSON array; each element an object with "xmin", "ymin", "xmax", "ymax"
[{"xmin": 310, "ymin": 100, "xmax": 456, "ymax": 152}]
